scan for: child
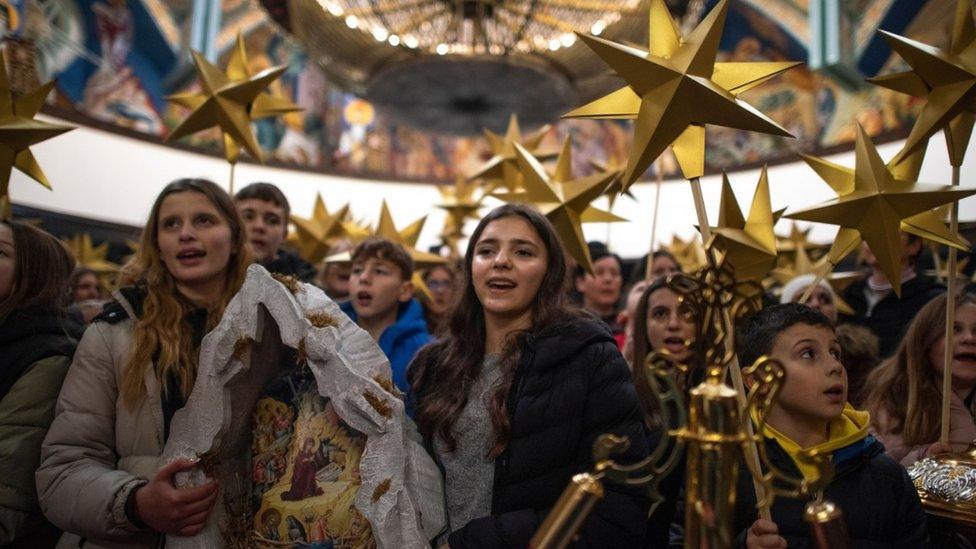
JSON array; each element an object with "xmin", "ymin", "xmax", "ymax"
[
  {"xmin": 234, "ymin": 182, "xmax": 315, "ymax": 282},
  {"xmin": 672, "ymin": 304, "xmax": 929, "ymax": 548},
  {"xmin": 864, "ymin": 293, "xmax": 976, "ymax": 465},
  {"xmin": 340, "ymin": 238, "xmax": 431, "ymax": 394}
]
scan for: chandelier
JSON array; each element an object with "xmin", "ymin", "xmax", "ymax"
[
  {"xmin": 265, "ymin": 0, "xmax": 653, "ymax": 135},
  {"xmin": 315, "ymin": 0, "xmax": 640, "ymax": 56}
]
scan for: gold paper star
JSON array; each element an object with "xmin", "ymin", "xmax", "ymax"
[
  {"xmin": 496, "ymin": 140, "xmax": 624, "ymax": 273},
  {"xmin": 665, "ymin": 234, "xmax": 708, "ymax": 272},
  {"xmin": 709, "ymin": 167, "xmax": 778, "ymax": 284},
  {"xmin": 0, "ymin": 54, "xmax": 74, "ymax": 214},
  {"xmin": 166, "ymin": 32, "xmax": 299, "ymax": 163},
  {"xmin": 565, "ymin": 0, "xmax": 797, "ymax": 185},
  {"xmin": 437, "ymin": 174, "xmax": 487, "ymax": 256},
  {"xmin": 798, "ymin": 133, "xmax": 970, "ymax": 271},
  {"xmin": 870, "ymin": 0, "xmax": 976, "ymax": 167},
  {"xmin": 469, "ymin": 114, "xmax": 555, "ymax": 192},
  {"xmin": 64, "ymin": 233, "xmax": 119, "ymax": 288},
  {"xmin": 770, "ymin": 245, "xmax": 864, "ymax": 315},
  {"xmin": 289, "ymin": 193, "xmax": 350, "ymax": 264},
  {"xmin": 589, "ymin": 156, "xmax": 635, "ymax": 210},
  {"xmin": 786, "ymin": 124, "xmax": 976, "ymax": 296}
]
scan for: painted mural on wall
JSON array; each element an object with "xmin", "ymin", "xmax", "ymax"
[{"xmin": 14, "ymin": 0, "xmax": 950, "ymax": 182}]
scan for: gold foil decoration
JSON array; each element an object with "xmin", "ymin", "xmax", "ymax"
[
  {"xmin": 469, "ymin": 114, "xmax": 555, "ymax": 192},
  {"xmin": 786, "ymin": 124, "xmax": 976, "ymax": 296},
  {"xmin": 166, "ymin": 32, "xmax": 300, "ymax": 169},
  {"xmin": 565, "ymin": 0, "xmax": 797, "ymax": 185},
  {"xmin": 869, "ymin": 0, "xmax": 976, "ymax": 168},
  {"xmin": 0, "ymin": 52, "xmax": 74, "ymax": 218},
  {"xmin": 497, "ymin": 139, "xmax": 623, "ymax": 273},
  {"xmin": 288, "ymin": 193, "xmax": 350, "ymax": 264}
]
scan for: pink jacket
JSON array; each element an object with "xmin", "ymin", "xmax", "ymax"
[{"xmin": 871, "ymin": 391, "xmax": 976, "ymax": 466}]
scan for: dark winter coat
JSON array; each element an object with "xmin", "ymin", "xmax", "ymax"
[
  {"xmin": 840, "ymin": 275, "xmax": 944, "ymax": 358},
  {"xmin": 671, "ymin": 435, "xmax": 930, "ymax": 548},
  {"xmin": 263, "ymin": 249, "xmax": 316, "ymax": 283},
  {"xmin": 0, "ymin": 307, "xmax": 81, "ymax": 547},
  {"xmin": 411, "ymin": 317, "xmax": 651, "ymax": 548}
]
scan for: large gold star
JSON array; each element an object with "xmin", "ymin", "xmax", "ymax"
[
  {"xmin": 0, "ymin": 54, "xmax": 74, "ymax": 214},
  {"xmin": 565, "ymin": 0, "xmax": 798, "ymax": 186},
  {"xmin": 709, "ymin": 167, "xmax": 778, "ymax": 284},
  {"xmin": 469, "ymin": 114, "xmax": 555, "ymax": 192},
  {"xmin": 589, "ymin": 156, "xmax": 635, "ymax": 210},
  {"xmin": 800, "ymin": 138, "xmax": 970, "ymax": 253},
  {"xmin": 786, "ymin": 124, "xmax": 976, "ymax": 296},
  {"xmin": 166, "ymin": 32, "xmax": 299, "ymax": 164},
  {"xmin": 496, "ymin": 140, "xmax": 623, "ymax": 273},
  {"xmin": 288, "ymin": 193, "xmax": 350, "ymax": 264},
  {"xmin": 870, "ymin": 0, "xmax": 976, "ymax": 167}
]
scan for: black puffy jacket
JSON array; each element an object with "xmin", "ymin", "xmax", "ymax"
[
  {"xmin": 411, "ymin": 317, "xmax": 651, "ymax": 548},
  {"xmin": 671, "ymin": 435, "xmax": 930, "ymax": 548}
]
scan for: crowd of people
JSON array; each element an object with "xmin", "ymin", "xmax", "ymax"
[{"xmin": 1, "ymin": 176, "xmax": 969, "ymax": 548}]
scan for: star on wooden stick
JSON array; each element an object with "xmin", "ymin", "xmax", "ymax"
[
  {"xmin": 869, "ymin": 0, "xmax": 976, "ymax": 167},
  {"xmin": 288, "ymin": 193, "xmax": 350, "ymax": 264},
  {"xmin": 64, "ymin": 233, "xmax": 119, "ymax": 288},
  {"xmin": 665, "ymin": 234, "xmax": 708, "ymax": 272},
  {"xmin": 0, "ymin": 54, "xmax": 74, "ymax": 216},
  {"xmin": 166, "ymin": 32, "xmax": 300, "ymax": 164},
  {"xmin": 437, "ymin": 174, "xmax": 486, "ymax": 256},
  {"xmin": 787, "ymin": 124, "xmax": 976, "ymax": 296},
  {"xmin": 469, "ymin": 114, "xmax": 556, "ymax": 192},
  {"xmin": 710, "ymin": 167, "xmax": 778, "ymax": 284},
  {"xmin": 565, "ymin": 0, "xmax": 798, "ymax": 185},
  {"xmin": 496, "ymin": 140, "xmax": 624, "ymax": 273}
]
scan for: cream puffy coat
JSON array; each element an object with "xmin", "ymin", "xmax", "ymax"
[{"xmin": 36, "ymin": 291, "xmax": 163, "ymax": 548}]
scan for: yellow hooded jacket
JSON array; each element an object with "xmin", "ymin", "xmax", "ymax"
[{"xmin": 759, "ymin": 404, "xmax": 871, "ymax": 482}]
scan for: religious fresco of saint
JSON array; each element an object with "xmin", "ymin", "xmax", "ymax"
[{"xmin": 16, "ymin": 0, "xmax": 949, "ymax": 182}]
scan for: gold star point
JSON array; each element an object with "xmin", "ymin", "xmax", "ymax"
[
  {"xmin": 710, "ymin": 166, "xmax": 778, "ymax": 283},
  {"xmin": 470, "ymin": 114, "xmax": 555, "ymax": 192},
  {"xmin": 288, "ymin": 193, "xmax": 350, "ymax": 264}
]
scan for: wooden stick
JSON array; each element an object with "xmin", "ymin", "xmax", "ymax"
[
  {"xmin": 941, "ymin": 165, "xmax": 961, "ymax": 446},
  {"xmin": 646, "ymin": 158, "xmax": 665, "ymax": 276},
  {"xmin": 688, "ymin": 177, "xmax": 772, "ymax": 521},
  {"xmin": 797, "ymin": 265, "xmax": 830, "ymax": 304},
  {"xmin": 229, "ymin": 162, "xmax": 237, "ymax": 195}
]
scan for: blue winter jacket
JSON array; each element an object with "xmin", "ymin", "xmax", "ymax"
[{"xmin": 340, "ymin": 298, "xmax": 432, "ymax": 394}]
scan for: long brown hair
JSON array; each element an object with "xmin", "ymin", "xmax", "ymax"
[
  {"xmin": 0, "ymin": 220, "xmax": 75, "ymax": 320},
  {"xmin": 408, "ymin": 204, "xmax": 574, "ymax": 457},
  {"xmin": 863, "ymin": 292, "xmax": 976, "ymax": 447},
  {"xmin": 119, "ymin": 178, "xmax": 251, "ymax": 409}
]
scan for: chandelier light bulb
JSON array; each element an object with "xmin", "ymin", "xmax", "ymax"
[{"xmin": 345, "ymin": 15, "xmax": 358, "ymax": 28}]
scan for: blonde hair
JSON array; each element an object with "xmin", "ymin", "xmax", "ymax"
[
  {"xmin": 863, "ymin": 292, "xmax": 976, "ymax": 447},
  {"xmin": 119, "ymin": 179, "xmax": 252, "ymax": 409}
]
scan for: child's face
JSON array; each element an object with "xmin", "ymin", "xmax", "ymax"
[
  {"xmin": 236, "ymin": 198, "xmax": 287, "ymax": 263},
  {"xmin": 929, "ymin": 302, "xmax": 976, "ymax": 391},
  {"xmin": 350, "ymin": 257, "xmax": 411, "ymax": 322},
  {"xmin": 645, "ymin": 287, "xmax": 695, "ymax": 364},
  {"xmin": 768, "ymin": 323, "xmax": 846, "ymax": 422}
]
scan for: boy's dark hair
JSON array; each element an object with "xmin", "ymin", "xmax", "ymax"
[
  {"xmin": 737, "ymin": 303, "xmax": 834, "ymax": 367},
  {"xmin": 234, "ymin": 182, "xmax": 290, "ymax": 220},
  {"xmin": 351, "ymin": 238, "xmax": 414, "ymax": 280}
]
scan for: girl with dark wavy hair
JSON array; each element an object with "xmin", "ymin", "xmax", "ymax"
[{"xmin": 408, "ymin": 203, "xmax": 649, "ymax": 548}]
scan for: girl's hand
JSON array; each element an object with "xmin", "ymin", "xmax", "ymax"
[
  {"xmin": 134, "ymin": 458, "xmax": 219, "ymax": 536},
  {"xmin": 746, "ymin": 518, "xmax": 786, "ymax": 549}
]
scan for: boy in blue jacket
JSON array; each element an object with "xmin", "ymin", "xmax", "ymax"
[{"xmin": 340, "ymin": 238, "xmax": 431, "ymax": 394}]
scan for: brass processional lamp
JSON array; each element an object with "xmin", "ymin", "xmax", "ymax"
[{"xmin": 530, "ymin": 235, "xmax": 842, "ymax": 549}]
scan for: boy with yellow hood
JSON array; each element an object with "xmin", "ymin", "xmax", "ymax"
[{"xmin": 672, "ymin": 304, "xmax": 929, "ymax": 548}]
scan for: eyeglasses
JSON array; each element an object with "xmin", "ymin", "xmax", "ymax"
[{"xmin": 426, "ymin": 280, "xmax": 452, "ymax": 290}]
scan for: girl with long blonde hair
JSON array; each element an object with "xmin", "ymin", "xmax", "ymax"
[
  {"xmin": 37, "ymin": 178, "xmax": 252, "ymax": 548},
  {"xmin": 864, "ymin": 292, "xmax": 976, "ymax": 465}
]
